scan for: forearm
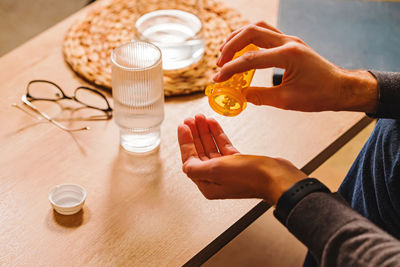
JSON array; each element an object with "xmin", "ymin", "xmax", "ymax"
[
  {"xmin": 280, "ymin": 192, "xmax": 400, "ymax": 266},
  {"xmin": 339, "ymin": 69, "xmax": 378, "ymax": 114},
  {"xmin": 340, "ymin": 69, "xmax": 400, "ymax": 119}
]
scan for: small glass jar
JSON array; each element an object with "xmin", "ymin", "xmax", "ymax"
[{"xmin": 134, "ymin": 0, "xmax": 205, "ymax": 71}]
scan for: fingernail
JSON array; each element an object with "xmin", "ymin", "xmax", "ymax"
[
  {"xmin": 213, "ymin": 73, "xmax": 221, "ymax": 82},
  {"xmin": 182, "ymin": 164, "xmax": 188, "ymax": 174},
  {"xmin": 216, "ymin": 57, "xmax": 222, "ymax": 67},
  {"xmin": 195, "ymin": 113, "xmax": 205, "ymax": 119}
]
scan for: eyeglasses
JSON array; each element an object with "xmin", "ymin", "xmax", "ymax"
[{"xmin": 13, "ymin": 80, "xmax": 113, "ymax": 132}]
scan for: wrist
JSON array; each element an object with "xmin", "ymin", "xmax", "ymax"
[
  {"xmin": 273, "ymin": 178, "xmax": 331, "ymax": 226},
  {"xmin": 339, "ymin": 69, "xmax": 378, "ymax": 113},
  {"xmin": 259, "ymin": 157, "xmax": 307, "ymax": 205}
]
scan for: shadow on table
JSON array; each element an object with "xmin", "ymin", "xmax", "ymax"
[
  {"xmin": 53, "ymin": 209, "xmax": 84, "ymax": 227},
  {"xmin": 108, "ymin": 147, "xmax": 163, "ymax": 205},
  {"xmin": 94, "ymin": 147, "xmax": 168, "ymax": 263},
  {"xmin": 46, "ymin": 208, "xmax": 91, "ymax": 232}
]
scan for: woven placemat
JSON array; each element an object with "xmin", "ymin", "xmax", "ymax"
[{"xmin": 63, "ymin": 0, "xmax": 249, "ymax": 96}]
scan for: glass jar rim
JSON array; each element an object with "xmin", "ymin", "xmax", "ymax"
[{"xmin": 111, "ymin": 41, "xmax": 162, "ymax": 71}]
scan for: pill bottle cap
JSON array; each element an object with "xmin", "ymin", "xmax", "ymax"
[
  {"xmin": 205, "ymin": 84, "xmax": 247, "ymax": 116},
  {"xmin": 49, "ymin": 184, "xmax": 86, "ymax": 215}
]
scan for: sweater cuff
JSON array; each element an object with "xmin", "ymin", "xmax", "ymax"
[
  {"xmin": 367, "ymin": 71, "xmax": 400, "ymax": 119},
  {"xmin": 284, "ymin": 192, "xmax": 364, "ymax": 264}
]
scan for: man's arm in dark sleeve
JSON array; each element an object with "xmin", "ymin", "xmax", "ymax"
[
  {"xmin": 368, "ymin": 71, "xmax": 400, "ymax": 119},
  {"xmin": 279, "ymin": 192, "xmax": 400, "ymax": 267}
]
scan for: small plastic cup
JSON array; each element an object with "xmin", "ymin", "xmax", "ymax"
[{"xmin": 49, "ymin": 184, "xmax": 86, "ymax": 215}]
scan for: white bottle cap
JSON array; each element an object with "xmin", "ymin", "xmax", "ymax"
[{"xmin": 49, "ymin": 184, "xmax": 86, "ymax": 215}]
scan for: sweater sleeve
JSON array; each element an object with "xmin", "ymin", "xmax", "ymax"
[
  {"xmin": 368, "ymin": 71, "xmax": 400, "ymax": 119},
  {"xmin": 282, "ymin": 192, "xmax": 400, "ymax": 267}
]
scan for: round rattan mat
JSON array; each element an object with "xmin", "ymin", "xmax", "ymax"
[{"xmin": 63, "ymin": 0, "xmax": 249, "ymax": 96}]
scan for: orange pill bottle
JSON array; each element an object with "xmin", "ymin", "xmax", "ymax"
[{"xmin": 205, "ymin": 44, "xmax": 258, "ymax": 116}]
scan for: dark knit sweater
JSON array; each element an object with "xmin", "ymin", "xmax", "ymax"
[{"xmin": 279, "ymin": 71, "xmax": 400, "ymax": 266}]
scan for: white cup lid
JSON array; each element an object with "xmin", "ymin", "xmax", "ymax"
[{"xmin": 49, "ymin": 184, "xmax": 86, "ymax": 215}]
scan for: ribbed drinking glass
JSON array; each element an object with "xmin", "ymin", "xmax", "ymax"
[{"xmin": 111, "ymin": 41, "xmax": 164, "ymax": 153}]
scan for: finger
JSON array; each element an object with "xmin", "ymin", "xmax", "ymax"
[
  {"xmin": 177, "ymin": 124, "xmax": 198, "ymax": 163},
  {"xmin": 255, "ymin": 20, "xmax": 282, "ymax": 34},
  {"xmin": 219, "ymin": 21, "xmax": 282, "ymax": 52},
  {"xmin": 194, "ymin": 114, "xmax": 221, "ymax": 158},
  {"xmin": 217, "ymin": 25, "xmax": 285, "ymax": 67},
  {"xmin": 214, "ymin": 47, "xmax": 287, "ymax": 82},
  {"xmin": 206, "ymin": 117, "xmax": 239, "ymax": 156},
  {"xmin": 184, "ymin": 118, "xmax": 208, "ymax": 160},
  {"xmin": 244, "ymin": 86, "xmax": 284, "ymax": 108}
]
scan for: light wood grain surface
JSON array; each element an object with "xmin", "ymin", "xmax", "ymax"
[{"xmin": 0, "ymin": 0, "xmax": 368, "ymax": 266}]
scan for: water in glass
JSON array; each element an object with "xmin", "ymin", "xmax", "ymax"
[{"xmin": 111, "ymin": 42, "xmax": 164, "ymax": 153}]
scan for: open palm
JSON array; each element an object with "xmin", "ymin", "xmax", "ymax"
[{"xmin": 177, "ymin": 114, "xmax": 307, "ymax": 203}]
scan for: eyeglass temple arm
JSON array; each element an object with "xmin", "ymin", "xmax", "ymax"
[
  {"xmin": 11, "ymin": 103, "xmax": 41, "ymax": 120},
  {"xmin": 21, "ymin": 95, "xmax": 89, "ymax": 132}
]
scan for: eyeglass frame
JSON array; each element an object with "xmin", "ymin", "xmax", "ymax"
[
  {"xmin": 17, "ymin": 80, "xmax": 113, "ymax": 132},
  {"xmin": 26, "ymin": 80, "xmax": 113, "ymax": 115}
]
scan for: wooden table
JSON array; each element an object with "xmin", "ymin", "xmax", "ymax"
[{"xmin": 0, "ymin": 0, "xmax": 371, "ymax": 266}]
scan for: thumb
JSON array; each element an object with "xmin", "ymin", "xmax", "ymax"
[{"xmin": 244, "ymin": 85, "xmax": 284, "ymax": 107}]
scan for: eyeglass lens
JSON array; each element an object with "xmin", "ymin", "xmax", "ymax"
[
  {"xmin": 28, "ymin": 81, "xmax": 63, "ymax": 101},
  {"xmin": 75, "ymin": 88, "xmax": 110, "ymax": 111}
]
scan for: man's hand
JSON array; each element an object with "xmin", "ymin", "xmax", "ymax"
[
  {"xmin": 214, "ymin": 21, "xmax": 378, "ymax": 114},
  {"xmin": 177, "ymin": 114, "xmax": 307, "ymax": 205}
]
